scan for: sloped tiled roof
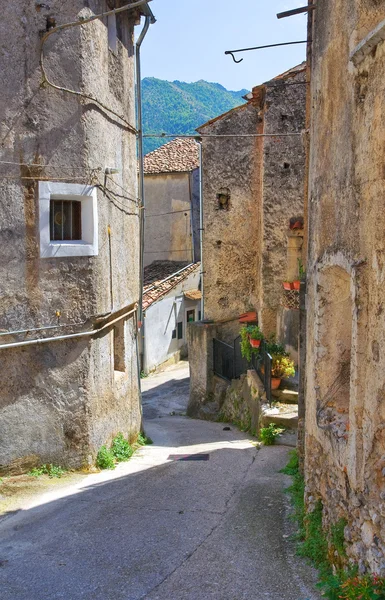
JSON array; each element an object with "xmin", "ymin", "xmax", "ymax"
[
  {"xmin": 143, "ymin": 138, "xmax": 200, "ymax": 174},
  {"xmin": 143, "ymin": 261, "xmax": 200, "ymax": 310}
]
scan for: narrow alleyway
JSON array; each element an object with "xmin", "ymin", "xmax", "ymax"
[{"xmin": 0, "ymin": 362, "xmax": 320, "ymax": 600}]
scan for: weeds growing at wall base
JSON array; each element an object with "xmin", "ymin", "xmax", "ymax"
[
  {"xmin": 28, "ymin": 464, "xmax": 67, "ymax": 478},
  {"xmin": 282, "ymin": 450, "xmax": 385, "ymax": 599},
  {"xmin": 96, "ymin": 431, "xmax": 153, "ymax": 470}
]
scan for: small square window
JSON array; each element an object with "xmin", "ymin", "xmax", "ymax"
[
  {"xmin": 39, "ymin": 182, "xmax": 98, "ymax": 258},
  {"xmin": 50, "ymin": 199, "xmax": 82, "ymax": 241},
  {"xmin": 177, "ymin": 322, "xmax": 183, "ymax": 340}
]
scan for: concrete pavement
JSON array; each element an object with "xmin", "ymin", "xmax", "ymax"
[{"xmin": 0, "ymin": 361, "xmax": 320, "ymax": 599}]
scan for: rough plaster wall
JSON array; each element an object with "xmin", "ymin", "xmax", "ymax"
[
  {"xmin": 260, "ymin": 71, "xmax": 306, "ymax": 336},
  {"xmin": 190, "ymin": 168, "xmax": 201, "ymax": 262},
  {"xmin": 305, "ymin": 0, "xmax": 385, "ymax": 573},
  {"xmin": 144, "ymin": 173, "xmax": 193, "ymax": 267},
  {"xmin": 200, "ymin": 103, "xmax": 263, "ymax": 322},
  {"xmin": 0, "ymin": 1, "xmax": 140, "ymax": 472}
]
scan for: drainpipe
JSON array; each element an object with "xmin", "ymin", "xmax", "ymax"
[
  {"xmin": 136, "ymin": 12, "xmax": 154, "ymax": 388},
  {"xmin": 197, "ymin": 140, "xmax": 204, "ymax": 319}
]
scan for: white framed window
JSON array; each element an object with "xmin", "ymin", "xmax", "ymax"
[{"xmin": 39, "ymin": 181, "xmax": 98, "ymax": 258}]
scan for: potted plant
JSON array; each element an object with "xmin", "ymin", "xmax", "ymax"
[
  {"xmin": 282, "ymin": 281, "xmax": 293, "ymax": 291},
  {"xmin": 248, "ymin": 325, "xmax": 263, "ymax": 348},
  {"xmin": 270, "ymin": 354, "xmax": 295, "ymax": 389},
  {"xmin": 240, "ymin": 325, "xmax": 263, "ymax": 362},
  {"xmin": 292, "ymin": 259, "xmax": 305, "ymax": 290}
]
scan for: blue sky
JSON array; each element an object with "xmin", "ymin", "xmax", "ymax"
[{"xmin": 140, "ymin": 0, "xmax": 307, "ymax": 91}]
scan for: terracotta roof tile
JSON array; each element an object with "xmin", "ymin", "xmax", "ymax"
[
  {"xmin": 144, "ymin": 138, "xmax": 199, "ymax": 174},
  {"xmin": 143, "ymin": 261, "xmax": 200, "ymax": 310}
]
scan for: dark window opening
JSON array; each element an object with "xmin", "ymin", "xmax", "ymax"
[
  {"xmin": 177, "ymin": 322, "xmax": 183, "ymax": 340},
  {"xmin": 198, "ymin": 311, "xmax": 202, "ymax": 321},
  {"xmin": 216, "ymin": 187, "xmax": 231, "ymax": 210},
  {"xmin": 283, "ymin": 162, "xmax": 290, "ymax": 170},
  {"xmin": 172, "ymin": 329, "xmax": 177, "ymax": 339},
  {"xmin": 50, "ymin": 199, "xmax": 81, "ymax": 241},
  {"xmin": 186, "ymin": 310, "xmax": 195, "ymax": 323}
]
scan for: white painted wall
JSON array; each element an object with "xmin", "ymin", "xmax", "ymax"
[{"xmin": 143, "ymin": 269, "xmax": 201, "ymax": 372}]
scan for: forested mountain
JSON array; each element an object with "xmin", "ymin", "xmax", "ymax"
[{"xmin": 142, "ymin": 78, "xmax": 248, "ymax": 154}]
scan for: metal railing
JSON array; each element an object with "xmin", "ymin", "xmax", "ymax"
[
  {"xmin": 213, "ymin": 338, "xmax": 235, "ymax": 381},
  {"xmin": 213, "ymin": 336, "xmax": 272, "ymax": 404},
  {"xmin": 254, "ymin": 339, "xmax": 272, "ymax": 405}
]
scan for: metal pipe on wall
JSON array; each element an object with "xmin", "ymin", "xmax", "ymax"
[
  {"xmin": 198, "ymin": 141, "xmax": 204, "ymax": 320},
  {"xmin": 0, "ymin": 306, "xmax": 138, "ymax": 351}
]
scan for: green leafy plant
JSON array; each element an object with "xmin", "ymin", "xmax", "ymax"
[
  {"xmin": 96, "ymin": 446, "xmax": 116, "ymax": 470},
  {"xmin": 248, "ymin": 325, "xmax": 263, "ymax": 341},
  {"xmin": 137, "ymin": 433, "xmax": 153, "ymax": 446},
  {"xmin": 259, "ymin": 423, "xmax": 284, "ymax": 445},
  {"xmin": 282, "ymin": 451, "xmax": 385, "ymax": 600},
  {"xmin": 271, "ymin": 355, "xmax": 295, "ymax": 379},
  {"xmin": 280, "ymin": 449, "xmax": 299, "ymax": 476},
  {"xmin": 265, "ymin": 335, "xmax": 288, "ymax": 357},
  {"xmin": 140, "ymin": 370, "xmax": 148, "ymax": 379},
  {"xmin": 240, "ymin": 325, "xmax": 263, "ymax": 361},
  {"xmin": 28, "ymin": 464, "xmax": 67, "ymax": 478},
  {"xmin": 111, "ymin": 433, "xmax": 133, "ymax": 462},
  {"xmin": 298, "ymin": 258, "xmax": 306, "ymax": 280}
]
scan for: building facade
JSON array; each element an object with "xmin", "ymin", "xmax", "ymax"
[
  {"xmin": 304, "ymin": 1, "xmax": 385, "ymax": 573},
  {"xmin": 198, "ymin": 64, "xmax": 306, "ymax": 341},
  {"xmin": 0, "ymin": 0, "xmax": 151, "ymax": 474},
  {"xmin": 142, "ymin": 261, "xmax": 201, "ymax": 373},
  {"xmin": 143, "ymin": 138, "xmax": 200, "ymax": 267},
  {"xmin": 188, "ymin": 65, "xmax": 306, "ymax": 418}
]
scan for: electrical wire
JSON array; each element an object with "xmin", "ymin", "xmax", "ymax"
[
  {"xmin": 144, "ymin": 249, "xmax": 193, "ymax": 254},
  {"xmin": 104, "ymin": 174, "xmax": 140, "ymax": 204},
  {"xmin": 0, "ymin": 160, "xmax": 102, "ymax": 171},
  {"xmin": 40, "ymin": 0, "xmax": 151, "ymax": 132},
  {"xmin": 143, "ymin": 133, "xmax": 303, "ymax": 138},
  {"xmin": 146, "ymin": 209, "xmax": 192, "ymax": 217}
]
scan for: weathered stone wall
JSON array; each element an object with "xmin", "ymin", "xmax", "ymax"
[
  {"xmin": 305, "ymin": 0, "xmax": 385, "ymax": 573},
  {"xmin": 199, "ymin": 102, "xmax": 263, "ymax": 322},
  {"xmin": 218, "ymin": 370, "xmax": 262, "ymax": 436},
  {"xmin": 199, "ymin": 70, "xmax": 305, "ymax": 337},
  {"xmin": 259, "ymin": 71, "xmax": 306, "ymax": 336},
  {"xmin": 0, "ymin": 1, "xmax": 142, "ymax": 473},
  {"xmin": 144, "ymin": 172, "xmax": 195, "ymax": 267}
]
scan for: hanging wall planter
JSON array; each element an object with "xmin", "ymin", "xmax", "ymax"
[
  {"xmin": 283, "ymin": 281, "xmax": 292, "ymax": 291},
  {"xmin": 249, "ymin": 338, "xmax": 261, "ymax": 348},
  {"xmin": 292, "ymin": 280, "xmax": 300, "ymax": 291}
]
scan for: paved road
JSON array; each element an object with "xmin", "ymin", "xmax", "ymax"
[{"xmin": 0, "ymin": 362, "xmax": 320, "ymax": 600}]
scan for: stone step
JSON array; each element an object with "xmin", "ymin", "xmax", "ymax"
[{"xmin": 271, "ymin": 388, "xmax": 298, "ymax": 404}]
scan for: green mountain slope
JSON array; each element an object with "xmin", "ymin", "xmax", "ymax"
[{"xmin": 142, "ymin": 78, "xmax": 248, "ymax": 154}]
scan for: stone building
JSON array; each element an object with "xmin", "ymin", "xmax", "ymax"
[
  {"xmin": 143, "ymin": 138, "xmax": 200, "ymax": 267},
  {"xmin": 188, "ymin": 64, "xmax": 306, "ymax": 417},
  {"xmin": 303, "ymin": 1, "xmax": 385, "ymax": 574},
  {"xmin": 0, "ymin": 0, "xmax": 154, "ymax": 474},
  {"xmin": 198, "ymin": 63, "xmax": 306, "ymax": 342}
]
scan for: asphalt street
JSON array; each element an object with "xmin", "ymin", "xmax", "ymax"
[{"xmin": 0, "ymin": 362, "xmax": 321, "ymax": 600}]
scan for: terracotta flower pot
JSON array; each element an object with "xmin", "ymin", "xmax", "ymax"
[
  {"xmin": 283, "ymin": 282, "xmax": 292, "ymax": 291},
  {"xmin": 249, "ymin": 338, "xmax": 261, "ymax": 348},
  {"xmin": 292, "ymin": 280, "xmax": 300, "ymax": 291},
  {"xmin": 271, "ymin": 377, "xmax": 281, "ymax": 390}
]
